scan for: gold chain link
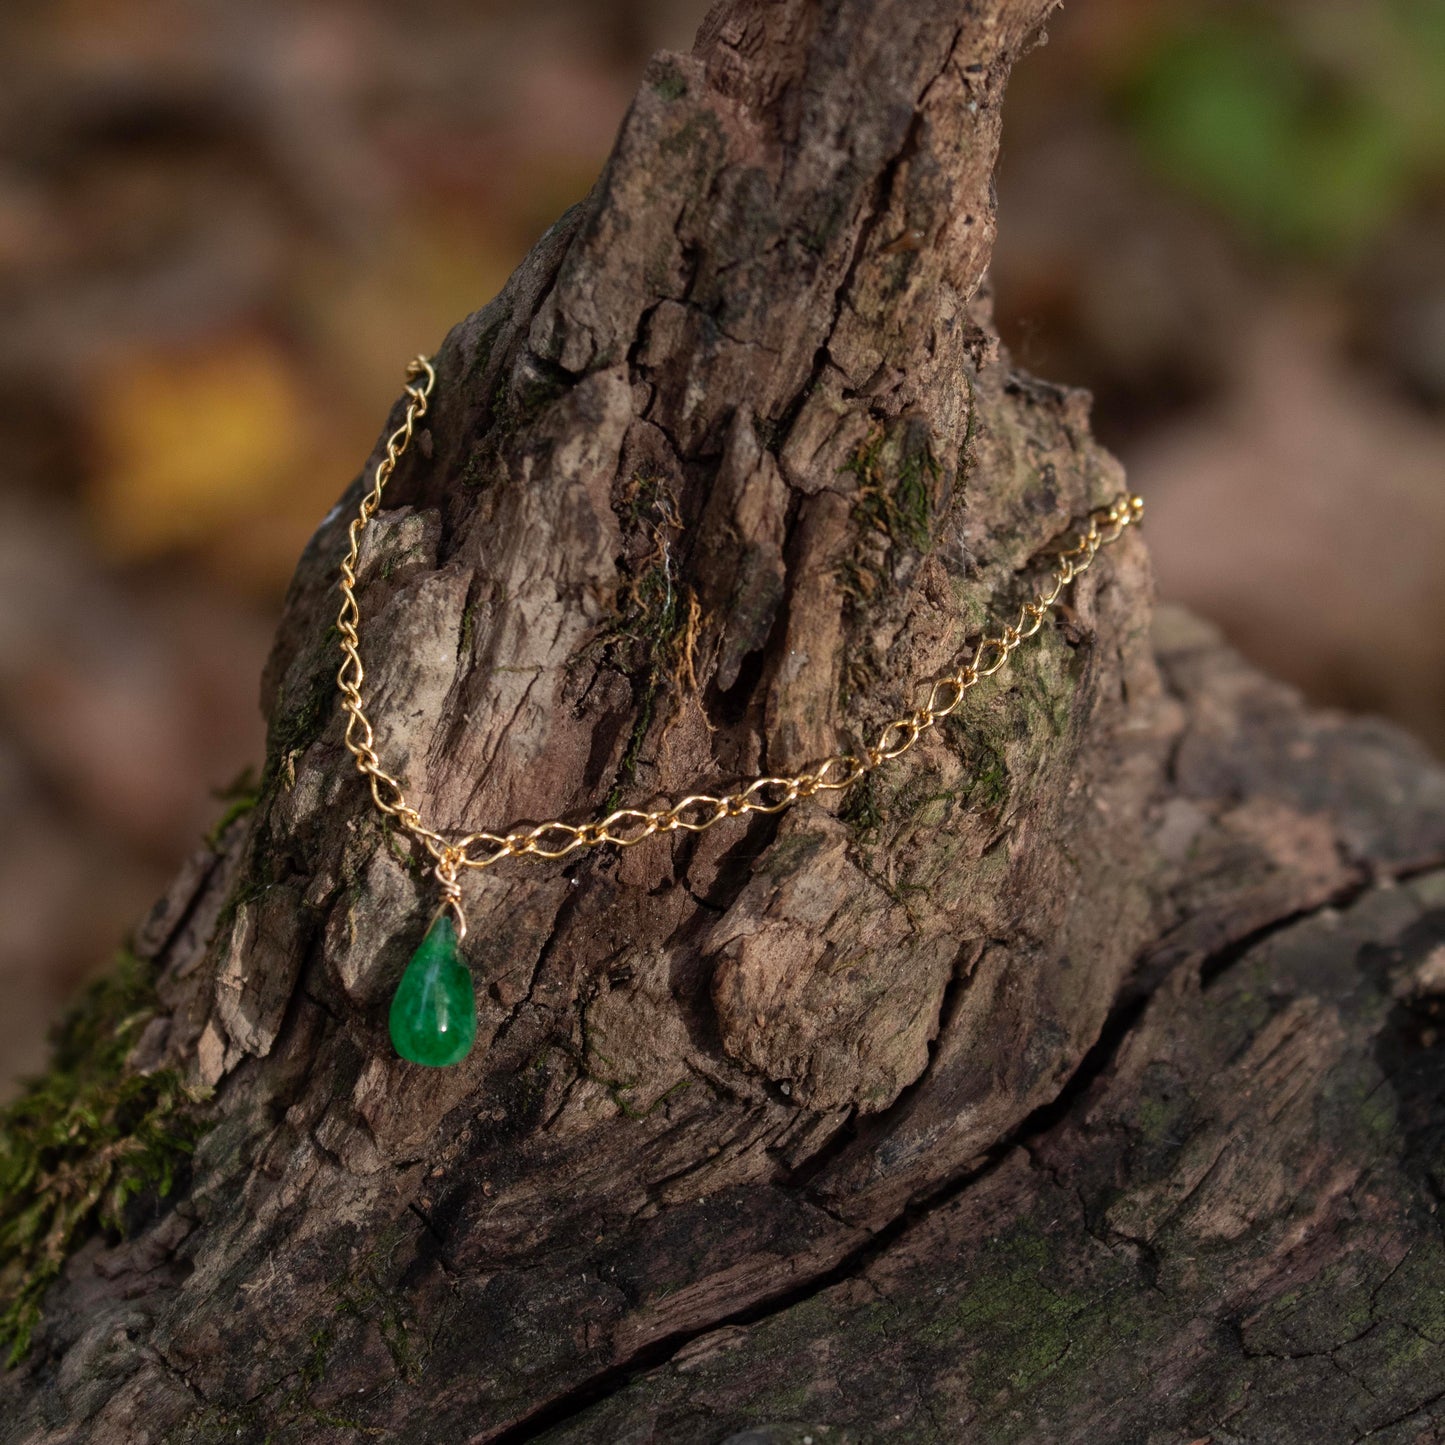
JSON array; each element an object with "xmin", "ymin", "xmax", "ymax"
[{"xmin": 336, "ymin": 356, "xmax": 1143, "ymax": 923}]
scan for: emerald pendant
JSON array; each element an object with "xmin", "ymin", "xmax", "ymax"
[{"xmin": 388, "ymin": 914, "xmax": 476, "ymax": 1066}]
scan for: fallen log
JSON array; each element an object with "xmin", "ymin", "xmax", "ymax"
[{"xmin": 4, "ymin": 2, "xmax": 1444, "ymax": 1441}]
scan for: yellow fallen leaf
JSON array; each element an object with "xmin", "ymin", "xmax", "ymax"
[{"xmin": 88, "ymin": 336, "xmax": 310, "ymax": 559}]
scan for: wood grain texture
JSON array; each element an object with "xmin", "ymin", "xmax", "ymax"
[{"xmin": 6, "ymin": 2, "xmax": 1445, "ymax": 1442}]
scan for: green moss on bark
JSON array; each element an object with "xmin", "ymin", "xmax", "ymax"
[
  {"xmin": 0, "ymin": 950, "xmax": 210, "ymax": 1363},
  {"xmin": 595, "ymin": 475, "xmax": 703, "ymax": 813},
  {"xmin": 837, "ymin": 418, "xmax": 946, "ymax": 604},
  {"xmin": 206, "ymin": 767, "xmax": 261, "ymax": 847}
]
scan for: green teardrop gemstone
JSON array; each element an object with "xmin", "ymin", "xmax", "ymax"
[{"xmin": 388, "ymin": 914, "xmax": 476, "ymax": 1067}]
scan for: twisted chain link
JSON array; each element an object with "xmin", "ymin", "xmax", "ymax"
[{"xmin": 336, "ymin": 356, "xmax": 1144, "ymax": 909}]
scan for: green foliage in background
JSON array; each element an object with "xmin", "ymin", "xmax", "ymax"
[
  {"xmin": 1122, "ymin": 0, "xmax": 1445, "ymax": 259},
  {"xmin": 0, "ymin": 951, "xmax": 209, "ymax": 1364}
]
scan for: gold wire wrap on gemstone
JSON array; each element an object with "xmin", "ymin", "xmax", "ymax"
[{"xmin": 336, "ymin": 355, "xmax": 1145, "ymax": 912}]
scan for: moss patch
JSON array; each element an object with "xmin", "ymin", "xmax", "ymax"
[
  {"xmin": 0, "ymin": 950, "xmax": 210, "ymax": 1362},
  {"xmin": 264, "ymin": 666, "xmax": 334, "ymax": 788},
  {"xmin": 650, "ymin": 60, "xmax": 689, "ymax": 103},
  {"xmin": 458, "ymin": 596, "xmax": 480, "ymax": 659},
  {"xmin": 840, "ymin": 771, "xmax": 885, "ymax": 841},
  {"xmin": 206, "ymin": 766, "xmax": 261, "ymax": 847},
  {"xmin": 842, "ymin": 417, "xmax": 943, "ymax": 558},
  {"xmin": 597, "ymin": 475, "xmax": 705, "ymax": 812}
]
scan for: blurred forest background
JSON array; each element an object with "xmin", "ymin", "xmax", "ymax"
[{"xmin": 1, "ymin": 0, "xmax": 1442, "ymax": 1093}]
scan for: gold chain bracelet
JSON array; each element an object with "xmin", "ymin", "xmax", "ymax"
[{"xmin": 336, "ymin": 356, "xmax": 1143, "ymax": 1066}]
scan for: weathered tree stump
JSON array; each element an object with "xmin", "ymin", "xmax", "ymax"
[{"xmin": 5, "ymin": 2, "xmax": 1445, "ymax": 1441}]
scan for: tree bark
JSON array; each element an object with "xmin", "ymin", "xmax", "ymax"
[{"xmin": 6, "ymin": 1, "xmax": 1445, "ymax": 1442}]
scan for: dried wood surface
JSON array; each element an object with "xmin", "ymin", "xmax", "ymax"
[{"xmin": 6, "ymin": 1, "xmax": 1445, "ymax": 1442}]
